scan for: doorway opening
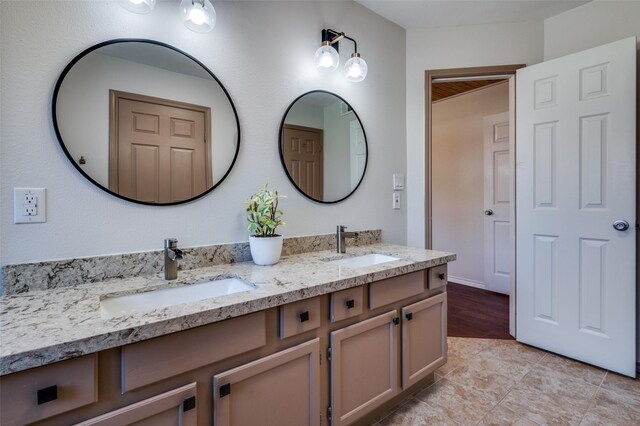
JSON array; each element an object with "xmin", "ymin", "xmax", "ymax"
[{"xmin": 425, "ymin": 65, "xmax": 522, "ymax": 338}]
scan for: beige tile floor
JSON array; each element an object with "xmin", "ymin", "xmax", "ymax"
[{"xmin": 374, "ymin": 337, "xmax": 640, "ymax": 426}]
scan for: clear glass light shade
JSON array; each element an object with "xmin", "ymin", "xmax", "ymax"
[
  {"xmin": 120, "ymin": 0, "xmax": 156, "ymax": 14},
  {"xmin": 344, "ymin": 54, "xmax": 368, "ymax": 82},
  {"xmin": 180, "ymin": 0, "xmax": 216, "ymax": 33},
  {"xmin": 314, "ymin": 43, "xmax": 339, "ymax": 72}
]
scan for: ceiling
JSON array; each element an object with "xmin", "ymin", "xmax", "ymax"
[
  {"xmin": 355, "ymin": 0, "xmax": 589, "ymax": 29},
  {"xmin": 432, "ymin": 79, "xmax": 505, "ymax": 102}
]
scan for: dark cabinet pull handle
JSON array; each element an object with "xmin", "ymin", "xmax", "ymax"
[
  {"xmin": 300, "ymin": 311, "xmax": 310, "ymax": 322},
  {"xmin": 183, "ymin": 396, "xmax": 196, "ymax": 412},
  {"xmin": 219, "ymin": 383, "xmax": 231, "ymax": 398},
  {"xmin": 438, "ymin": 273, "xmax": 445, "ymax": 280},
  {"xmin": 405, "ymin": 312, "xmax": 413, "ymax": 321},
  {"xmin": 392, "ymin": 317, "xmax": 400, "ymax": 325},
  {"xmin": 345, "ymin": 299, "xmax": 355, "ymax": 309},
  {"xmin": 37, "ymin": 385, "xmax": 58, "ymax": 405}
]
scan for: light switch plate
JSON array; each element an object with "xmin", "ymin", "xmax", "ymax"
[
  {"xmin": 14, "ymin": 188, "xmax": 46, "ymax": 223},
  {"xmin": 393, "ymin": 174, "xmax": 405, "ymax": 190},
  {"xmin": 393, "ymin": 193, "xmax": 401, "ymax": 209}
]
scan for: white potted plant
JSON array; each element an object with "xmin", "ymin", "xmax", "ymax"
[{"xmin": 244, "ymin": 185, "xmax": 286, "ymax": 265}]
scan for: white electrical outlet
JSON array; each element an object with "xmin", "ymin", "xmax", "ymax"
[
  {"xmin": 393, "ymin": 193, "xmax": 401, "ymax": 209},
  {"xmin": 14, "ymin": 188, "xmax": 46, "ymax": 223}
]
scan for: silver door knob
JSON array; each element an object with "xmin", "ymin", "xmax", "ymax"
[
  {"xmin": 613, "ymin": 220, "xmax": 630, "ymax": 231},
  {"xmin": 484, "ymin": 210, "xmax": 494, "ymax": 216}
]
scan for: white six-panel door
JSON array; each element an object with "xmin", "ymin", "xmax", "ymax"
[
  {"xmin": 484, "ymin": 112, "xmax": 511, "ymax": 294},
  {"xmin": 516, "ymin": 37, "xmax": 636, "ymax": 377}
]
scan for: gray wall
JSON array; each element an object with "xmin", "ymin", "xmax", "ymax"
[{"xmin": 0, "ymin": 0, "xmax": 407, "ymax": 266}]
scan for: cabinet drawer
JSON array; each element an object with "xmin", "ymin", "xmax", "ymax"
[
  {"xmin": 0, "ymin": 354, "xmax": 97, "ymax": 425},
  {"xmin": 369, "ymin": 271, "xmax": 425, "ymax": 310},
  {"xmin": 427, "ymin": 264, "xmax": 448, "ymax": 290},
  {"xmin": 331, "ymin": 287, "xmax": 364, "ymax": 323},
  {"xmin": 280, "ymin": 296, "xmax": 321, "ymax": 339},
  {"xmin": 122, "ymin": 311, "xmax": 266, "ymax": 392}
]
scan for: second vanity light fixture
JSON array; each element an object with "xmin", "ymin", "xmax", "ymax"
[
  {"xmin": 314, "ymin": 29, "xmax": 368, "ymax": 82},
  {"xmin": 120, "ymin": 0, "xmax": 216, "ymax": 33}
]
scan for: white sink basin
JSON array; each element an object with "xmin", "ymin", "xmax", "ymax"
[
  {"xmin": 100, "ymin": 277, "xmax": 255, "ymax": 319},
  {"xmin": 327, "ymin": 253, "xmax": 401, "ymax": 268}
]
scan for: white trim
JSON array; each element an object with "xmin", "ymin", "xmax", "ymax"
[{"xmin": 447, "ymin": 276, "xmax": 486, "ymax": 290}]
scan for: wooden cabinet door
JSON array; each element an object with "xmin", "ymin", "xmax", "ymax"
[
  {"xmin": 330, "ymin": 310, "xmax": 400, "ymax": 426},
  {"xmin": 75, "ymin": 383, "xmax": 197, "ymax": 426},
  {"xmin": 213, "ymin": 338, "xmax": 321, "ymax": 426},
  {"xmin": 401, "ymin": 293, "xmax": 447, "ymax": 389}
]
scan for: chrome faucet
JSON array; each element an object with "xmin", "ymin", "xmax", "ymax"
[
  {"xmin": 337, "ymin": 225, "xmax": 359, "ymax": 253},
  {"xmin": 164, "ymin": 238, "xmax": 184, "ymax": 280}
]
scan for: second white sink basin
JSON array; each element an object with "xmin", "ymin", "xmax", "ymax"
[
  {"xmin": 328, "ymin": 253, "xmax": 401, "ymax": 268},
  {"xmin": 100, "ymin": 277, "xmax": 255, "ymax": 319}
]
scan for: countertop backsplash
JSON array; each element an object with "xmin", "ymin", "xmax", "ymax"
[{"xmin": 1, "ymin": 229, "xmax": 381, "ymax": 295}]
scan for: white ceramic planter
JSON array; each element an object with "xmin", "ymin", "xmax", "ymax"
[{"xmin": 249, "ymin": 235, "xmax": 283, "ymax": 266}]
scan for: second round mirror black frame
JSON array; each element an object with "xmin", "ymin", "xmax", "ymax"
[
  {"xmin": 52, "ymin": 38, "xmax": 241, "ymax": 206},
  {"xmin": 278, "ymin": 90, "xmax": 368, "ymax": 204}
]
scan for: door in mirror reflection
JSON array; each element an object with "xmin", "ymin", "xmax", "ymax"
[
  {"xmin": 53, "ymin": 39, "xmax": 240, "ymax": 205},
  {"xmin": 281, "ymin": 125, "xmax": 323, "ymax": 200},
  {"xmin": 111, "ymin": 91, "xmax": 210, "ymax": 203},
  {"xmin": 279, "ymin": 91, "xmax": 368, "ymax": 203}
]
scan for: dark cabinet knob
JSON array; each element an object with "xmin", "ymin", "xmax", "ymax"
[
  {"xmin": 405, "ymin": 312, "xmax": 413, "ymax": 321},
  {"xmin": 37, "ymin": 385, "xmax": 58, "ymax": 405},
  {"xmin": 438, "ymin": 273, "xmax": 445, "ymax": 280},
  {"xmin": 345, "ymin": 299, "xmax": 355, "ymax": 309},
  {"xmin": 392, "ymin": 317, "xmax": 400, "ymax": 325},
  {"xmin": 299, "ymin": 311, "xmax": 310, "ymax": 322}
]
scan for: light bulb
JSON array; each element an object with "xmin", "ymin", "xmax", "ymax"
[
  {"xmin": 180, "ymin": 0, "xmax": 216, "ymax": 33},
  {"xmin": 120, "ymin": 0, "xmax": 156, "ymax": 14},
  {"xmin": 344, "ymin": 53, "xmax": 368, "ymax": 82},
  {"xmin": 314, "ymin": 42, "xmax": 339, "ymax": 72},
  {"xmin": 189, "ymin": 6, "xmax": 206, "ymax": 25}
]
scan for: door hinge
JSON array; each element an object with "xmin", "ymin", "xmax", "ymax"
[
  {"xmin": 320, "ymin": 353, "xmax": 322, "ymax": 365},
  {"xmin": 327, "ymin": 405, "xmax": 332, "ymax": 422},
  {"xmin": 219, "ymin": 383, "xmax": 231, "ymax": 398},
  {"xmin": 327, "ymin": 347, "xmax": 332, "ymax": 362}
]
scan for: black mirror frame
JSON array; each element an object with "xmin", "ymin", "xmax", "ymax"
[
  {"xmin": 51, "ymin": 38, "xmax": 241, "ymax": 206},
  {"xmin": 278, "ymin": 90, "xmax": 368, "ymax": 204}
]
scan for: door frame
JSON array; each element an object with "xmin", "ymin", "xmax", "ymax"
[
  {"xmin": 109, "ymin": 90, "xmax": 213, "ymax": 193},
  {"xmin": 424, "ymin": 64, "xmax": 524, "ymax": 336}
]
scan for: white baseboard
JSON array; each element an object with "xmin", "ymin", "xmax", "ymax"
[{"xmin": 448, "ymin": 275, "xmax": 486, "ymax": 290}]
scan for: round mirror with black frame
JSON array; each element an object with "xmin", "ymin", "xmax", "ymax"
[
  {"xmin": 279, "ymin": 90, "xmax": 368, "ymax": 204},
  {"xmin": 52, "ymin": 39, "xmax": 240, "ymax": 205}
]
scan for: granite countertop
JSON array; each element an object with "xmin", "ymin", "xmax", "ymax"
[{"xmin": 0, "ymin": 244, "xmax": 455, "ymax": 375}]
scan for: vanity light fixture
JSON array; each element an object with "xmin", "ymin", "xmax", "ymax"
[
  {"xmin": 120, "ymin": 0, "xmax": 156, "ymax": 14},
  {"xmin": 180, "ymin": 0, "xmax": 216, "ymax": 33},
  {"xmin": 314, "ymin": 29, "xmax": 368, "ymax": 82}
]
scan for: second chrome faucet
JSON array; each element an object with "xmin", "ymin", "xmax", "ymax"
[
  {"xmin": 164, "ymin": 238, "xmax": 184, "ymax": 280},
  {"xmin": 337, "ymin": 225, "xmax": 359, "ymax": 253}
]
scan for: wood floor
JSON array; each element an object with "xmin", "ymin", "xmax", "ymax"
[{"xmin": 447, "ymin": 282, "xmax": 512, "ymax": 339}]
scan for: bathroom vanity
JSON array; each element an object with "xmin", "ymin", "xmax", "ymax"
[{"xmin": 0, "ymin": 244, "xmax": 454, "ymax": 426}]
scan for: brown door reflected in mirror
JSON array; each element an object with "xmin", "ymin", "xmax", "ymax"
[
  {"xmin": 109, "ymin": 91, "xmax": 211, "ymax": 203},
  {"xmin": 281, "ymin": 124, "xmax": 323, "ymax": 201}
]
